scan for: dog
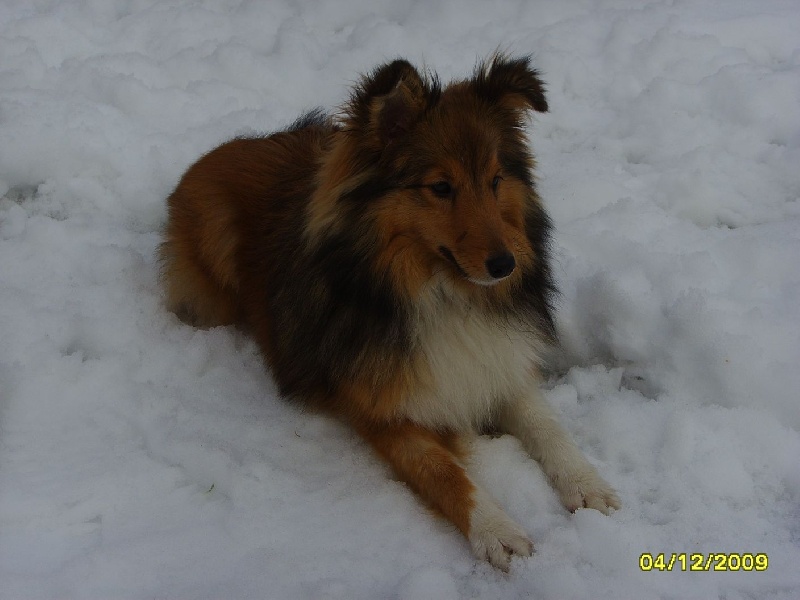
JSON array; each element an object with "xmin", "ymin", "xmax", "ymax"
[{"xmin": 160, "ymin": 54, "xmax": 619, "ymax": 571}]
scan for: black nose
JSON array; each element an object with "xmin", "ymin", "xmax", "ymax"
[{"xmin": 485, "ymin": 252, "xmax": 516, "ymax": 279}]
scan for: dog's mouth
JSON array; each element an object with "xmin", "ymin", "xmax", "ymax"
[
  {"xmin": 437, "ymin": 246, "xmax": 503, "ymax": 287},
  {"xmin": 437, "ymin": 246, "xmax": 468, "ymax": 278}
]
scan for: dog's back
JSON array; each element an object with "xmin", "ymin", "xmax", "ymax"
[{"xmin": 160, "ymin": 114, "xmax": 331, "ymax": 328}]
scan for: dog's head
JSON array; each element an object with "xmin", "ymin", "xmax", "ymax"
[{"xmin": 339, "ymin": 55, "xmax": 550, "ymax": 297}]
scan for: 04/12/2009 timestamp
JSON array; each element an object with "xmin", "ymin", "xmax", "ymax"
[{"xmin": 639, "ymin": 553, "xmax": 768, "ymax": 572}]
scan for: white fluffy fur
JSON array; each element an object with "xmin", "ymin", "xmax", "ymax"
[{"xmin": 398, "ymin": 295, "xmax": 547, "ymax": 431}]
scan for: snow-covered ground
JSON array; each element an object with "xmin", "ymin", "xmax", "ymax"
[{"xmin": 1, "ymin": 1, "xmax": 799, "ymax": 598}]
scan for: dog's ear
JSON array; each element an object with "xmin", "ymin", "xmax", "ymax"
[
  {"xmin": 473, "ymin": 54, "xmax": 548, "ymax": 114},
  {"xmin": 349, "ymin": 60, "xmax": 429, "ymax": 147}
]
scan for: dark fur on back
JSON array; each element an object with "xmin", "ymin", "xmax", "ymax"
[{"xmin": 259, "ymin": 201, "xmax": 414, "ymax": 401}]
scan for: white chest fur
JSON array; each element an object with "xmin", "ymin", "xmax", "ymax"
[{"xmin": 398, "ymin": 300, "xmax": 546, "ymax": 432}]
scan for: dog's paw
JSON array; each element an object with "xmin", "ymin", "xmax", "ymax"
[
  {"xmin": 553, "ymin": 467, "xmax": 621, "ymax": 515},
  {"xmin": 469, "ymin": 519, "xmax": 533, "ymax": 572},
  {"xmin": 468, "ymin": 490, "xmax": 533, "ymax": 572}
]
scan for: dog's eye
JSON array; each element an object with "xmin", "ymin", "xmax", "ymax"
[
  {"xmin": 491, "ymin": 175, "xmax": 503, "ymax": 193},
  {"xmin": 430, "ymin": 181, "xmax": 453, "ymax": 198}
]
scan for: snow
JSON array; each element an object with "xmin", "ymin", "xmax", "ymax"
[{"xmin": 1, "ymin": 0, "xmax": 799, "ymax": 598}]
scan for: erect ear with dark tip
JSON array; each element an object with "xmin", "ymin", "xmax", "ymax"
[
  {"xmin": 473, "ymin": 54, "xmax": 548, "ymax": 113},
  {"xmin": 358, "ymin": 59, "xmax": 424, "ymax": 104},
  {"xmin": 370, "ymin": 78, "xmax": 426, "ymax": 145},
  {"xmin": 349, "ymin": 59, "xmax": 429, "ymax": 147}
]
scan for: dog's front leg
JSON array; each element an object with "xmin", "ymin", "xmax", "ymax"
[
  {"xmin": 497, "ymin": 388, "xmax": 620, "ymax": 514},
  {"xmin": 354, "ymin": 419, "xmax": 533, "ymax": 571}
]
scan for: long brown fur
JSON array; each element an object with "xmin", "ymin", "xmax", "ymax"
[{"xmin": 161, "ymin": 55, "xmax": 619, "ymax": 570}]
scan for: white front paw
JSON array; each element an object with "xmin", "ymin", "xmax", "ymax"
[
  {"xmin": 553, "ymin": 467, "xmax": 620, "ymax": 515},
  {"xmin": 468, "ymin": 490, "xmax": 533, "ymax": 571}
]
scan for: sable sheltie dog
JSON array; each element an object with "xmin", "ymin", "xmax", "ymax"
[{"xmin": 161, "ymin": 55, "xmax": 619, "ymax": 571}]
